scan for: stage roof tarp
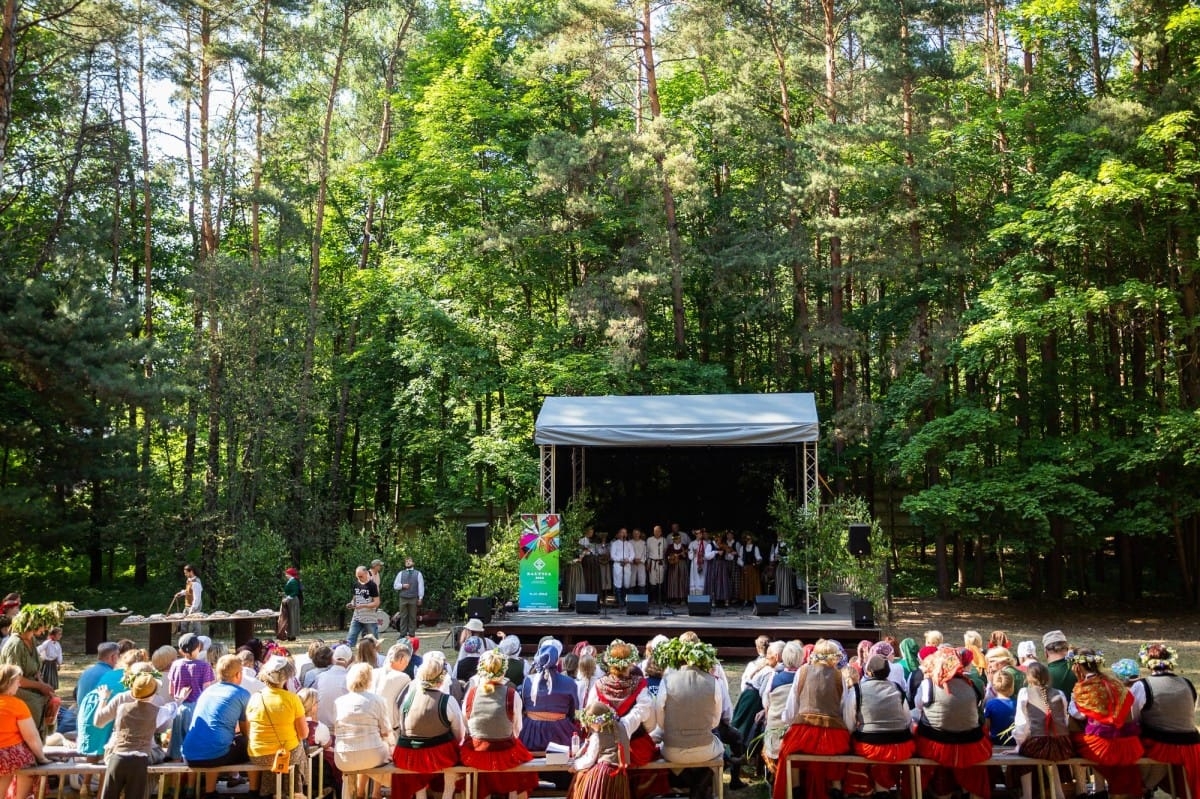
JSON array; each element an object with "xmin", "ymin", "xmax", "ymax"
[{"xmin": 534, "ymin": 393, "xmax": 819, "ymax": 447}]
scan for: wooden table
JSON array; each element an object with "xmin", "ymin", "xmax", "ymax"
[
  {"xmin": 120, "ymin": 611, "xmax": 279, "ymax": 649},
  {"xmin": 63, "ymin": 611, "xmax": 130, "ymax": 654}
]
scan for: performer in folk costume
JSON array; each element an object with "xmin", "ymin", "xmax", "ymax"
[
  {"xmin": 645, "ymin": 526, "xmax": 667, "ymax": 606},
  {"xmin": 567, "ymin": 702, "xmax": 631, "ymax": 799},
  {"xmin": 774, "ymin": 639, "xmax": 852, "ymax": 799},
  {"xmin": 460, "ymin": 650, "xmax": 539, "ymax": 799},
  {"xmin": 391, "ymin": 656, "xmax": 465, "ymax": 799},
  {"xmin": 851, "ymin": 655, "xmax": 916, "ymax": 799},
  {"xmin": 579, "ymin": 528, "xmax": 602, "ymax": 597},
  {"xmin": 1012, "ymin": 661, "xmax": 1072, "ymax": 799},
  {"xmin": 664, "ymin": 533, "xmax": 689, "ymax": 604},
  {"xmin": 687, "ymin": 531, "xmax": 710, "ymax": 597},
  {"xmin": 913, "ymin": 646, "xmax": 992, "ymax": 799},
  {"xmin": 1067, "ymin": 648, "xmax": 1144, "ymax": 798},
  {"xmin": 1131, "ymin": 643, "xmax": 1200, "ymax": 799},
  {"xmin": 737, "ymin": 535, "xmax": 762, "ymax": 607}
]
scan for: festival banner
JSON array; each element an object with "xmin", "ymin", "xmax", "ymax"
[{"xmin": 518, "ymin": 513, "xmax": 561, "ymax": 611}]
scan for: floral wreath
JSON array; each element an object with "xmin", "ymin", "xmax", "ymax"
[
  {"xmin": 1067, "ymin": 650, "xmax": 1105, "ymax": 668},
  {"xmin": 1139, "ymin": 644, "xmax": 1177, "ymax": 671},
  {"xmin": 576, "ymin": 705, "xmax": 618, "ymax": 729},
  {"xmin": 599, "ymin": 640, "xmax": 640, "ymax": 672},
  {"xmin": 121, "ymin": 667, "xmax": 163, "ymax": 689},
  {"xmin": 652, "ymin": 638, "xmax": 718, "ymax": 671}
]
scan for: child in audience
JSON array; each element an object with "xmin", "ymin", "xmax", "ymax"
[
  {"xmin": 984, "ymin": 670, "xmax": 1017, "ymax": 746},
  {"xmin": 567, "ymin": 702, "xmax": 630, "ymax": 799}
]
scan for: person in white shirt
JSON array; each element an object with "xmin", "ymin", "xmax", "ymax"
[
  {"xmin": 646, "ymin": 526, "xmax": 668, "ymax": 606},
  {"xmin": 373, "ymin": 641, "xmax": 413, "ymax": 730},
  {"xmin": 687, "ymin": 531, "xmax": 710, "ymax": 597},
  {"xmin": 174, "ymin": 564, "xmax": 203, "ymax": 634},
  {"xmin": 314, "ymin": 645, "xmax": 353, "ymax": 728},
  {"xmin": 629, "ymin": 529, "xmax": 648, "ymax": 591},
  {"xmin": 609, "ymin": 528, "xmax": 635, "ymax": 607},
  {"xmin": 654, "ymin": 637, "xmax": 724, "ymax": 799}
]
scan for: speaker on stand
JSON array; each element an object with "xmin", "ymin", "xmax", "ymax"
[{"xmin": 466, "ymin": 522, "xmax": 490, "ymax": 555}]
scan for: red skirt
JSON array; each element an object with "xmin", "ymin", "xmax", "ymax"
[
  {"xmin": 391, "ymin": 740, "xmax": 461, "ymax": 799},
  {"xmin": 461, "ymin": 738, "xmax": 539, "ymax": 796},
  {"xmin": 854, "ymin": 739, "xmax": 917, "ymax": 794},
  {"xmin": 1072, "ymin": 733, "xmax": 1144, "ymax": 795},
  {"xmin": 1143, "ymin": 740, "xmax": 1200, "ymax": 799},
  {"xmin": 915, "ymin": 734, "xmax": 992, "ymax": 798},
  {"xmin": 0, "ymin": 742, "xmax": 35, "ymax": 776},
  {"xmin": 568, "ymin": 761, "xmax": 630, "ymax": 799},
  {"xmin": 773, "ymin": 725, "xmax": 850, "ymax": 799}
]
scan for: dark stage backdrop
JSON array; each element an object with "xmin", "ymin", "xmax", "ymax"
[{"xmin": 558, "ymin": 446, "xmax": 800, "ymax": 535}]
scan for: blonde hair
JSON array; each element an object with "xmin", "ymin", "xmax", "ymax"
[
  {"xmin": 809, "ymin": 639, "xmax": 840, "ymax": 667},
  {"xmin": 991, "ymin": 669, "xmax": 1014, "ymax": 697},
  {"xmin": 297, "ymin": 688, "xmax": 319, "ymax": 716},
  {"xmin": 217, "ymin": 654, "xmax": 243, "ymax": 682},
  {"xmin": 417, "ymin": 652, "xmax": 447, "ymax": 686},
  {"xmin": 924, "ymin": 630, "xmax": 943, "ymax": 646},
  {"xmin": 964, "ymin": 631, "xmax": 983, "ymax": 650},
  {"xmin": 151, "ymin": 645, "xmax": 179, "ymax": 672},
  {"xmin": 206, "ymin": 641, "xmax": 227, "ymax": 666},
  {"xmin": 577, "ymin": 653, "xmax": 596, "ymax": 679},
  {"xmin": 0, "ymin": 664, "xmax": 20, "ymax": 694},
  {"xmin": 477, "ymin": 650, "xmax": 507, "ymax": 693},
  {"xmin": 346, "ymin": 662, "xmax": 374, "ymax": 693}
]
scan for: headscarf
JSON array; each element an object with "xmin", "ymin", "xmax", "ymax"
[
  {"xmin": 461, "ymin": 636, "xmax": 484, "ymax": 656},
  {"xmin": 497, "ymin": 635, "xmax": 522, "ymax": 658},
  {"xmin": 899, "ymin": 638, "xmax": 920, "ymax": 677},
  {"xmin": 530, "ymin": 639, "xmax": 563, "ymax": 702},
  {"xmin": 1112, "ymin": 659, "xmax": 1140, "ymax": 681},
  {"xmin": 869, "ymin": 641, "xmax": 894, "ymax": 660},
  {"xmin": 923, "ymin": 645, "xmax": 965, "ymax": 689}
]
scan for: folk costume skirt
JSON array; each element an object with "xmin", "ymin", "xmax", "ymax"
[
  {"xmin": 915, "ymin": 727, "xmax": 992, "ymax": 798},
  {"xmin": 1071, "ymin": 732, "xmax": 1144, "ymax": 795},
  {"xmin": 773, "ymin": 724, "xmax": 850, "ymax": 799},
  {"xmin": 391, "ymin": 739, "xmax": 460, "ymax": 799},
  {"xmin": 460, "ymin": 736, "xmax": 539, "ymax": 796},
  {"xmin": 568, "ymin": 761, "xmax": 630, "ymax": 799}
]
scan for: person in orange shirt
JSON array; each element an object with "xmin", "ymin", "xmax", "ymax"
[{"xmin": 0, "ymin": 664, "xmax": 51, "ymax": 799}]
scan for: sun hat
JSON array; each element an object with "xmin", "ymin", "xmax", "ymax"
[
  {"xmin": 464, "ymin": 618, "xmax": 486, "ymax": 633},
  {"xmin": 130, "ymin": 673, "xmax": 160, "ymax": 700}
]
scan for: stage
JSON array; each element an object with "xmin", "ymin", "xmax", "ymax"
[{"xmin": 483, "ymin": 601, "xmax": 880, "ymax": 658}]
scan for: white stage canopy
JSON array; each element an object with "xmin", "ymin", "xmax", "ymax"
[
  {"xmin": 535, "ymin": 393, "xmax": 820, "ymax": 512},
  {"xmin": 534, "ymin": 393, "xmax": 819, "ymax": 447}
]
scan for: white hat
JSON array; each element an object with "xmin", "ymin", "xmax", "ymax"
[
  {"xmin": 197, "ymin": 635, "xmax": 212, "ymax": 653},
  {"xmin": 464, "ymin": 618, "xmax": 486, "ymax": 633},
  {"xmin": 333, "ymin": 644, "xmax": 353, "ymax": 663},
  {"xmin": 1017, "ymin": 641, "xmax": 1037, "ymax": 660}
]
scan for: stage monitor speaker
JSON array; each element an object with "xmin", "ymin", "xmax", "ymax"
[
  {"xmin": 466, "ymin": 522, "xmax": 490, "ymax": 555},
  {"xmin": 754, "ymin": 594, "xmax": 780, "ymax": 616},
  {"xmin": 625, "ymin": 594, "xmax": 649, "ymax": 615},
  {"xmin": 576, "ymin": 594, "xmax": 599, "ymax": 615},
  {"xmin": 848, "ymin": 523, "xmax": 872, "ymax": 557},
  {"xmin": 687, "ymin": 595, "xmax": 712, "ymax": 616},
  {"xmin": 852, "ymin": 599, "xmax": 875, "ymax": 628},
  {"xmin": 466, "ymin": 596, "xmax": 492, "ymax": 625}
]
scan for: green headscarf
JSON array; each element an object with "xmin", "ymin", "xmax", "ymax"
[{"xmin": 899, "ymin": 637, "xmax": 920, "ymax": 677}]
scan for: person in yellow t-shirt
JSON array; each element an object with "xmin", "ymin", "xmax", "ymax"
[{"xmin": 246, "ymin": 657, "xmax": 308, "ymax": 798}]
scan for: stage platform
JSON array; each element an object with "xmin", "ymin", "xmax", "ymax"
[{"xmin": 484, "ymin": 603, "xmax": 879, "ymax": 658}]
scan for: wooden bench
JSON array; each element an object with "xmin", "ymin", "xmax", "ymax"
[
  {"xmin": 784, "ymin": 751, "xmax": 1180, "ymax": 799},
  {"xmin": 350, "ymin": 755, "xmax": 726, "ymax": 799},
  {"xmin": 21, "ymin": 749, "xmax": 324, "ymax": 799}
]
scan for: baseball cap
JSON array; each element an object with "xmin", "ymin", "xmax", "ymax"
[
  {"xmin": 178, "ymin": 633, "xmax": 200, "ymax": 653},
  {"xmin": 333, "ymin": 644, "xmax": 353, "ymax": 663}
]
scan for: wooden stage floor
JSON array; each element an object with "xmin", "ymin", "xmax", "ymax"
[{"xmin": 485, "ymin": 603, "xmax": 879, "ymax": 658}]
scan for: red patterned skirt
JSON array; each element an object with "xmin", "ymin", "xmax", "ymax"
[
  {"xmin": 915, "ymin": 732, "xmax": 992, "ymax": 798},
  {"xmin": 1143, "ymin": 740, "xmax": 1200, "ymax": 799},
  {"xmin": 0, "ymin": 742, "xmax": 35, "ymax": 776},
  {"xmin": 567, "ymin": 761, "xmax": 630, "ymax": 799},
  {"xmin": 1072, "ymin": 733, "xmax": 1144, "ymax": 795},
  {"xmin": 391, "ymin": 739, "xmax": 461, "ymax": 799},
  {"xmin": 461, "ymin": 737, "xmax": 539, "ymax": 796},
  {"xmin": 773, "ymin": 725, "xmax": 850, "ymax": 799}
]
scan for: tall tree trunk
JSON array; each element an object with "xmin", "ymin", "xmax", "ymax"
[{"xmin": 638, "ymin": 0, "xmax": 686, "ymax": 357}]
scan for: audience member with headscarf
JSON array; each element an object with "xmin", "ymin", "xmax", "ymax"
[
  {"xmin": 913, "ymin": 645, "xmax": 991, "ymax": 799},
  {"xmin": 1068, "ymin": 647, "xmax": 1144, "ymax": 799},
  {"xmin": 519, "ymin": 639, "xmax": 579, "ymax": 753},
  {"xmin": 773, "ymin": 638, "xmax": 852, "ymax": 799}
]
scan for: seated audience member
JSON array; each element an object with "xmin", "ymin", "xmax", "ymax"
[
  {"xmin": 774, "ymin": 639, "xmax": 851, "ymax": 799},
  {"xmin": 656, "ymin": 637, "xmax": 725, "ymax": 799},
  {"xmin": 914, "ymin": 646, "xmax": 991, "ymax": 799},
  {"xmin": 460, "ymin": 650, "xmax": 538, "ymax": 799},
  {"xmin": 334, "ymin": 663, "xmax": 392, "ymax": 799},
  {"xmin": 373, "ymin": 641, "xmax": 413, "ymax": 730},
  {"xmin": 391, "ymin": 656, "xmax": 464, "ymax": 799},
  {"xmin": 183, "ymin": 655, "xmax": 251, "ymax": 799},
  {"xmin": 1131, "ymin": 643, "xmax": 1200, "ymax": 799},
  {"xmin": 520, "ymin": 638, "xmax": 579, "ymax": 754},
  {"xmin": 1068, "ymin": 647, "xmax": 1144, "ymax": 799},
  {"xmin": 851, "ymin": 654, "xmax": 915, "ymax": 799},
  {"xmin": 1013, "ymin": 662, "xmax": 1072, "ymax": 799}
]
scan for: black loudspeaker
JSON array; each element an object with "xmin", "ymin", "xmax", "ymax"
[
  {"xmin": 466, "ymin": 522, "xmax": 490, "ymax": 555},
  {"xmin": 848, "ymin": 523, "xmax": 872, "ymax": 557},
  {"xmin": 754, "ymin": 594, "xmax": 780, "ymax": 616},
  {"xmin": 576, "ymin": 594, "xmax": 599, "ymax": 615},
  {"xmin": 852, "ymin": 599, "xmax": 875, "ymax": 628},
  {"xmin": 625, "ymin": 594, "xmax": 649, "ymax": 615},
  {"xmin": 687, "ymin": 595, "xmax": 712, "ymax": 616},
  {"xmin": 466, "ymin": 596, "xmax": 492, "ymax": 624}
]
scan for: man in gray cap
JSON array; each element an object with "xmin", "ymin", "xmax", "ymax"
[{"xmin": 1042, "ymin": 630, "xmax": 1076, "ymax": 695}]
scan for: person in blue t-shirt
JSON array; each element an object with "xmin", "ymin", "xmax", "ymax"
[
  {"xmin": 983, "ymin": 670, "xmax": 1017, "ymax": 746},
  {"xmin": 183, "ymin": 655, "xmax": 251, "ymax": 799},
  {"xmin": 75, "ymin": 643, "xmax": 119, "ymax": 701}
]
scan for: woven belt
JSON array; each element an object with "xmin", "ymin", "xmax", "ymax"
[{"xmin": 527, "ymin": 711, "xmax": 567, "ymax": 721}]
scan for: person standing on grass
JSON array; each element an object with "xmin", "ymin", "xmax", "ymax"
[
  {"xmin": 392, "ymin": 557, "xmax": 425, "ymax": 638},
  {"xmin": 347, "ymin": 566, "xmax": 381, "ymax": 646}
]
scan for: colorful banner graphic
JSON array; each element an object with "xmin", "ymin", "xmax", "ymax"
[{"xmin": 518, "ymin": 513, "xmax": 561, "ymax": 611}]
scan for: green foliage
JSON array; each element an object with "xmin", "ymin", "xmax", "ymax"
[
  {"xmin": 455, "ymin": 519, "xmax": 521, "ymax": 613},
  {"xmin": 560, "ymin": 489, "xmax": 597, "ymax": 562}
]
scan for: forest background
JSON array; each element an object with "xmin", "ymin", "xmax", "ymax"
[{"xmin": 2, "ymin": 0, "xmax": 1200, "ymax": 622}]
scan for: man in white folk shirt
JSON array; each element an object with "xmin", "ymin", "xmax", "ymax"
[
  {"xmin": 609, "ymin": 527, "xmax": 635, "ymax": 607},
  {"xmin": 646, "ymin": 525, "xmax": 668, "ymax": 606},
  {"xmin": 630, "ymin": 528, "xmax": 648, "ymax": 593}
]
